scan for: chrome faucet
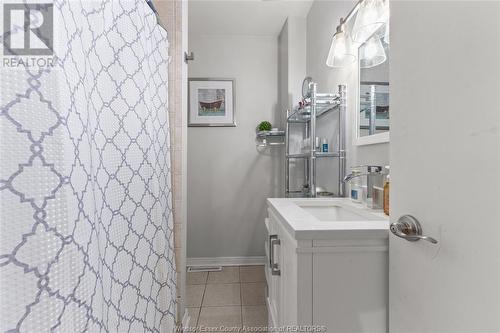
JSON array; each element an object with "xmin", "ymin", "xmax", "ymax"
[
  {"xmin": 343, "ymin": 165, "xmax": 384, "ymax": 201},
  {"xmin": 343, "ymin": 165, "xmax": 383, "ymax": 183}
]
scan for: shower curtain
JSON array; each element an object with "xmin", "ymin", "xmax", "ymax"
[{"xmin": 0, "ymin": 1, "xmax": 176, "ymax": 332}]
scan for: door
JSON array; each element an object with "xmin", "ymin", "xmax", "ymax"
[
  {"xmin": 390, "ymin": 2, "xmax": 500, "ymax": 332},
  {"xmin": 265, "ymin": 214, "xmax": 282, "ymax": 327}
]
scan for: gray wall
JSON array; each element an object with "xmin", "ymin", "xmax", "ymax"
[
  {"xmin": 278, "ymin": 21, "xmax": 289, "ymax": 127},
  {"xmin": 306, "ymin": 1, "xmax": 390, "ymax": 172},
  {"xmin": 187, "ymin": 34, "xmax": 279, "ymax": 258},
  {"xmin": 278, "ymin": 18, "xmax": 308, "ymax": 192}
]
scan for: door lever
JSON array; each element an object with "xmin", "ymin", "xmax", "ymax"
[{"xmin": 390, "ymin": 215, "xmax": 438, "ymax": 244}]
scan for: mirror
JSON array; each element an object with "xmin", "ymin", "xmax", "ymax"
[{"xmin": 357, "ymin": 24, "xmax": 390, "ymax": 144}]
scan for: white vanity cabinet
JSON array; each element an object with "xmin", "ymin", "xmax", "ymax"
[
  {"xmin": 265, "ymin": 198, "xmax": 389, "ymax": 333},
  {"xmin": 265, "ymin": 214, "xmax": 312, "ymax": 328}
]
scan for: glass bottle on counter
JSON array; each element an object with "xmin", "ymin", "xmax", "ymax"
[{"xmin": 383, "ymin": 167, "xmax": 390, "ymax": 215}]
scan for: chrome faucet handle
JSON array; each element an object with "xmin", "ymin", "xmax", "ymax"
[
  {"xmin": 367, "ymin": 165, "xmax": 383, "ymax": 173},
  {"xmin": 351, "ymin": 165, "xmax": 383, "ymax": 173}
]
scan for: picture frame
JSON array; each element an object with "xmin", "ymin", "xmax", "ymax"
[{"xmin": 188, "ymin": 78, "xmax": 236, "ymax": 127}]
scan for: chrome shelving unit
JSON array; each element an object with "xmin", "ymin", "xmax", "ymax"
[
  {"xmin": 359, "ymin": 82, "xmax": 389, "ymax": 134},
  {"xmin": 256, "ymin": 130, "xmax": 285, "ymax": 147},
  {"xmin": 285, "ymin": 83, "xmax": 346, "ymax": 198}
]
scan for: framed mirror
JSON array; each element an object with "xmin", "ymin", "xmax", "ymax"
[{"xmin": 355, "ymin": 24, "xmax": 390, "ymax": 145}]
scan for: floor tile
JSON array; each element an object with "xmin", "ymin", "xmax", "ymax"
[
  {"xmin": 186, "ymin": 307, "xmax": 200, "ymax": 328},
  {"xmin": 240, "ymin": 265, "xmax": 265, "ymax": 283},
  {"xmin": 198, "ymin": 306, "xmax": 242, "ymax": 331},
  {"xmin": 203, "ymin": 283, "xmax": 241, "ymax": 306},
  {"xmin": 187, "ymin": 271, "xmax": 208, "ymax": 285},
  {"xmin": 241, "ymin": 282, "xmax": 266, "ymax": 305},
  {"xmin": 207, "ymin": 266, "xmax": 240, "ymax": 284},
  {"xmin": 186, "ymin": 284, "xmax": 205, "ymax": 307},
  {"xmin": 242, "ymin": 305, "xmax": 268, "ymax": 328}
]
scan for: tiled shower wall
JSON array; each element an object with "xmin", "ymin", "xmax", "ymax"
[{"xmin": 154, "ymin": 0, "xmax": 185, "ymax": 323}]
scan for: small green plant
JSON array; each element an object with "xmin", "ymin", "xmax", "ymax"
[{"xmin": 257, "ymin": 121, "xmax": 272, "ymax": 131}]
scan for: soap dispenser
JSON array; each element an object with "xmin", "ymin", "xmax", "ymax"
[{"xmin": 349, "ymin": 171, "xmax": 363, "ymax": 203}]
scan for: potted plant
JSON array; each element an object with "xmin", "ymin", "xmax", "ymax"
[{"xmin": 257, "ymin": 121, "xmax": 272, "ymax": 133}]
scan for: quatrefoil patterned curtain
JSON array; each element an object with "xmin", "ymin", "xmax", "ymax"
[{"xmin": 0, "ymin": 1, "xmax": 176, "ymax": 332}]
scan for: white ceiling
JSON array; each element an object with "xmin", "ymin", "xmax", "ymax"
[{"xmin": 189, "ymin": 0, "xmax": 314, "ymax": 36}]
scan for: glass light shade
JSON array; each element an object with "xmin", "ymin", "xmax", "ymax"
[
  {"xmin": 359, "ymin": 35, "xmax": 387, "ymax": 68},
  {"xmin": 352, "ymin": 0, "xmax": 389, "ymax": 43},
  {"xmin": 326, "ymin": 26, "xmax": 356, "ymax": 68}
]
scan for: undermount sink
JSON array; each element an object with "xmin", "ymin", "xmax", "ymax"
[
  {"xmin": 295, "ymin": 200, "xmax": 387, "ymax": 223},
  {"xmin": 267, "ymin": 198, "xmax": 389, "ymax": 240}
]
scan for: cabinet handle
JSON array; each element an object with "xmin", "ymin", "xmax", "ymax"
[
  {"xmin": 269, "ymin": 235, "xmax": 276, "ymax": 267},
  {"xmin": 269, "ymin": 234, "xmax": 281, "ymax": 276}
]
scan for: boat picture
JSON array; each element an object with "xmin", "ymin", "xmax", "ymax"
[
  {"xmin": 199, "ymin": 99, "xmax": 224, "ymax": 111},
  {"xmin": 197, "ymin": 88, "xmax": 226, "ymax": 116},
  {"xmin": 189, "ymin": 78, "xmax": 235, "ymax": 126}
]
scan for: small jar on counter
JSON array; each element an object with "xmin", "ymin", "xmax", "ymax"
[{"xmin": 349, "ymin": 171, "xmax": 363, "ymax": 203}]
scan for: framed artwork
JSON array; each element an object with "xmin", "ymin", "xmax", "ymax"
[{"xmin": 188, "ymin": 78, "xmax": 236, "ymax": 127}]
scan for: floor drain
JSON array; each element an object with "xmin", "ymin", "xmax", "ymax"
[{"xmin": 187, "ymin": 266, "xmax": 222, "ymax": 272}]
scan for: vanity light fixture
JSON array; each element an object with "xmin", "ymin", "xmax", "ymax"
[
  {"xmin": 325, "ymin": 0, "xmax": 389, "ymax": 69},
  {"xmin": 359, "ymin": 34, "xmax": 387, "ymax": 68},
  {"xmin": 352, "ymin": 0, "xmax": 389, "ymax": 43},
  {"xmin": 326, "ymin": 19, "xmax": 357, "ymax": 68}
]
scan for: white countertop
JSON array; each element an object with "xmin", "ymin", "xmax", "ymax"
[{"xmin": 267, "ymin": 197, "xmax": 389, "ymax": 240}]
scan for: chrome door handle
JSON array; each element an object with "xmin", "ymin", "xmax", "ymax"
[
  {"xmin": 390, "ymin": 215, "xmax": 438, "ymax": 244},
  {"xmin": 269, "ymin": 235, "xmax": 281, "ymax": 276}
]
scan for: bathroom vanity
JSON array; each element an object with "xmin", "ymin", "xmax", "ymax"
[{"xmin": 265, "ymin": 198, "xmax": 389, "ymax": 333}]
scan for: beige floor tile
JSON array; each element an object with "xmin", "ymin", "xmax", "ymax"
[
  {"xmin": 242, "ymin": 305, "xmax": 268, "ymax": 328},
  {"xmin": 187, "ymin": 271, "xmax": 208, "ymax": 285},
  {"xmin": 186, "ymin": 307, "xmax": 200, "ymax": 328},
  {"xmin": 186, "ymin": 284, "xmax": 205, "ymax": 307},
  {"xmin": 198, "ymin": 306, "xmax": 242, "ymax": 331},
  {"xmin": 207, "ymin": 266, "xmax": 240, "ymax": 284},
  {"xmin": 203, "ymin": 283, "xmax": 241, "ymax": 306},
  {"xmin": 241, "ymin": 282, "xmax": 266, "ymax": 305},
  {"xmin": 240, "ymin": 265, "xmax": 265, "ymax": 283}
]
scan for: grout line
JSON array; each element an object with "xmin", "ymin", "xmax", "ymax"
[
  {"xmin": 196, "ymin": 266, "xmax": 255, "ymax": 328},
  {"xmin": 196, "ymin": 281, "xmax": 207, "ymax": 327},
  {"xmin": 239, "ymin": 265, "xmax": 243, "ymax": 328},
  {"xmin": 200, "ymin": 304, "xmax": 242, "ymax": 308}
]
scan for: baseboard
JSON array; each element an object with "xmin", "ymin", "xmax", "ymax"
[{"xmin": 187, "ymin": 256, "xmax": 266, "ymax": 267}]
